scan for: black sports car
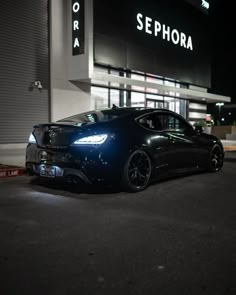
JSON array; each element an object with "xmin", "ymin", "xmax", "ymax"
[{"xmin": 26, "ymin": 107, "xmax": 224, "ymax": 192}]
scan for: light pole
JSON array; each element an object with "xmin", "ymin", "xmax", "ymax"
[{"xmin": 215, "ymin": 102, "xmax": 224, "ymax": 124}]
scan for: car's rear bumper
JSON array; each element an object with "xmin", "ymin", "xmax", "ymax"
[
  {"xmin": 25, "ymin": 143, "xmax": 124, "ymax": 185},
  {"xmin": 25, "ymin": 162, "xmax": 91, "ymax": 184}
]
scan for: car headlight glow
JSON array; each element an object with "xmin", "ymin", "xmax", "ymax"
[
  {"xmin": 28, "ymin": 133, "xmax": 36, "ymax": 144},
  {"xmin": 73, "ymin": 134, "xmax": 108, "ymax": 145}
]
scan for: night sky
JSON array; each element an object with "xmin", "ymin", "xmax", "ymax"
[
  {"xmin": 206, "ymin": 0, "xmax": 235, "ymax": 123},
  {"xmin": 210, "ymin": 0, "xmax": 234, "ymax": 102}
]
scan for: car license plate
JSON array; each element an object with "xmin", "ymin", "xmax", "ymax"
[{"xmin": 40, "ymin": 165, "xmax": 56, "ymax": 178}]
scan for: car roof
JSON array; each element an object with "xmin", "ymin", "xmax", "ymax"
[
  {"xmin": 57, "ymin": 107, "xmax": 187, "ymax": 127},
  {"xmin": 102, "ymin": 107, "xmax": 180, "ymax": 118},
  {"xmin": 108, "ymin": 108, "xmax": 193, "ymax": 129}
]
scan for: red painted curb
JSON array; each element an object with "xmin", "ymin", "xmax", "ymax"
[
  {"xmin": 224, "ymin": 146, "xmax": 236, "ymax": 152},
  {"xmin": 0, "ymin": 167, "xmax": 25, "ymax": 178}
]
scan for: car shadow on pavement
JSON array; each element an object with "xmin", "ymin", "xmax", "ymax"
[
  {"xmin": 28, "ymin": 169, "xmax": 206, "ymax": 198},
  {"xmin": 224, "ymin": 158, "xmax": 236, "ymax": 163},
  {"xmin": 28, "ymin": 176, "xmax": 121, "ymax": 196},
  {"xmin": 224, "ymin": 157, "xmax": 236, "ymax": 163}
]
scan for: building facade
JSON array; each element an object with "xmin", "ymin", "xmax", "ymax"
[{"xmin": 0, "ymin": 0, "xmax": 231, "ymax": 147}]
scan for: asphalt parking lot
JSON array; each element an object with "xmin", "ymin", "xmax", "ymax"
[{"xmin": 0, "ymin": 156, "xmax": 236, "ymax": 295}]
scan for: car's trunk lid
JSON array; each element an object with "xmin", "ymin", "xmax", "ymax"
[{"xmin": 33, "ymin": 123, "xmax": 84, "ymax": 149}]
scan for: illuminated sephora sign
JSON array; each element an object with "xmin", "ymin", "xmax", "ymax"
[
  {"xmin": 72, "ymin": 0, "xmax": 85, "ymax": 55},
  {"xmin": 136, "ymin": 13, "xmax": 193, "ymax": 51}
]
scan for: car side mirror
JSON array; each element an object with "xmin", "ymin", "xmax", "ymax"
[
  {"xmin": 184, "ymin": 127, "xmax": 195, "ymax": 136},
  {"xmin": 194, "ymin": 126, "xmax": 204, "ymax": 135}
]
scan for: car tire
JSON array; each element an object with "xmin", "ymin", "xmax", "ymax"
[
  {"xmin": 208, "ymin": 144, "xmax": 224, "ymax": 172},
  {"xmin": 121, "ymin": 149, "xmax": 152, "ymax": 192}
]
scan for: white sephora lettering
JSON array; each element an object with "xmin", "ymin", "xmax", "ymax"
[
  {"xmin": 73, "ymin": 2, "xmax": 80, "ymax": 48},
  {"xmin": 137, "ymin": 13, "xmax": 193, "ymax": 51}
]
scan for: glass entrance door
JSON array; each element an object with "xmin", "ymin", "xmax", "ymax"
[
  {"xmin": 146, "ymin": 99, "xmax": 167, "ymax": 109},
  {"xmin": 146, "ymin": 97, "xmax": 187, "ymax": 118}
]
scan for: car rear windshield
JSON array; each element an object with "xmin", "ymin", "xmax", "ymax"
[{"xmin": 57, "ymin": 109, "xmax": 135, "ymax": 124}]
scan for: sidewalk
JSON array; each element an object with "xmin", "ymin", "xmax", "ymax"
[
  {"xmin": 0, "ymin": 144, "xmax": 26, "ymax": 167},
  {"xmin": 0, "ymin": 144, "xmax": 26, "ymax": 178},
  {"xmin": 221, "ymin": 140, "xmax": 236, "ymax": 152}
]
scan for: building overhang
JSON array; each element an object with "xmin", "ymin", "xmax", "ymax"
[{"xmin": 86, "ymin": 72, "xmax": 231, "ymax": 104}]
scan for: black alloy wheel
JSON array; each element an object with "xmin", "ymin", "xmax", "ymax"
[
  {"xmin": 122, "ymin": 150, "xmax": 152, "ymax": 192},
  {"xmin": 209, "ymin": 144, "xmax": 224, "ymax": 172}
]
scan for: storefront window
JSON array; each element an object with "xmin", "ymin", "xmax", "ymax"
[
  {"xmin": 131, "ymin": 92, "xmax": 145, "ymax": 107},
  {"xmin": 164, "ymin": 80, "xmax": 175, "ymax": 87},
  {"xmin": 146, "ymin": 94, "xmax": 163, "ymax": 108},
  {"xmin": 147, "ymin": 75, "xmax": 164, "ymax": 85},
  {"xmin": 91, "ymin": 86, "xmax": 109, "ymax": 110},
  {"xmin": 131, "ymin": 73, "xmax": 145, "ymax": 92},
  {"xmin": 110, "ymin": 69, "xmax": 121, "ymax": 88},
  {"xmin": 164, "ymin": 97, "xmax": 176, "ymax": 112},
  {"xmin": 91, "ymin": 67, "xmax": 187, "ymax": 117},
  {"xmin": 163, "ymin": 96, "xmax": 187, "ymax": 118},
  {"xmin": 146, "ymin": 94, "xmax": 163, "ymax": 101},
  {"xmin": 110, "ymin": 89, "xmax": 120, "ymax": 107},
  {"xmin": 146, "ymin": 76, "xmax": 159, "ymax": 93},
  {"xmin": 93, "ymin": 67, "xmax": 109, "ymax": 86},
  {"xmin": 146, "ymin": 100, "xmax": 155, "ymax": 108}
]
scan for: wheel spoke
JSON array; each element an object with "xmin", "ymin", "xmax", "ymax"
[
  {"xmin": 127, "ymin": 151, "xmax": 151, "ymax": 189},
  {"xmin": 211, "ymin": 147, "xmax": 223, "ymax": 170},
  {"xmin": 138, "ymin": 172, "xmax": 146, "ymax": 179}
]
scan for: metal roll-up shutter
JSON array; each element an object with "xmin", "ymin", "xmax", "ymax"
[{"xmin": 0, "ymin": 0, "xmax": 49, "ymax": 144}]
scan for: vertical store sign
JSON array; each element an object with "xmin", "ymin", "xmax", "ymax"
[{"xmin": 72, "ymin": 0, "xmax": 85, "ymax": 55}]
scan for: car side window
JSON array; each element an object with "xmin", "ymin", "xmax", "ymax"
[
  {"xmin": 138, "ymin": 114, "xmax": 162, "ymax": 131},
  {"xmin": 156, "ymin": 114, "xmax": 191, "ymax": 132}
]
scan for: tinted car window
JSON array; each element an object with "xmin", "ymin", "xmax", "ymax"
[
  {"xmin": 138, "ymin": 114, "xmax": 162, "ymax": 130},
  {"xmin": 157, "ymin": 114, "xmax": 191, "ymax": 132},
  {"xmin": 138, "ymin": 113, "xmax": 192, "ymax": 132},
  {"xmin": 58, "ymin": 109, "xmax": 134, "ymax": 124},
  {"xmin": 58, "ymin": 108, "xmax": 149, "ymax": 124}
]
